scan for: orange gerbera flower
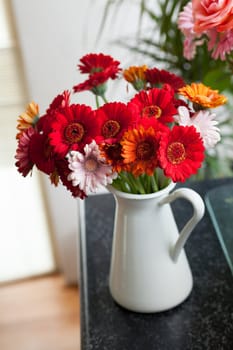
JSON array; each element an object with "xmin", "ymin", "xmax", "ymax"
[
  {"xmin": 123, "ymin": 65, "xmax": 148, "ymax": 91},
  {"xmin": 178, "ymin": 83, "xmax": 227, "ymax": 108},
  {"xmin": 121, "ymin": 125, "xmax": 160, "ymax": 177},
  {"xmin": 16, "ymin": 102, "xmax": 39, "ymax": 138}
]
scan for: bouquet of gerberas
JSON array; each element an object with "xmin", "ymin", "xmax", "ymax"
[{"xmin": 15, "ymin": 53, "xmax": 227, "ymax": 198}]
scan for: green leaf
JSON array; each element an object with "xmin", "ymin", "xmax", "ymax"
[{"xmin": 203, "ymin": 69, "xmax": 232, "ymax": 92}]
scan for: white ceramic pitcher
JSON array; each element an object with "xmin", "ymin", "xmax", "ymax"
[{"xmin": 108, "ymin": 182, "xmax": 205, "ymax": 313}]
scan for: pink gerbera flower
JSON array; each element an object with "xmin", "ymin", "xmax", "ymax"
[
  {"xmin": 178, "ymin": 1, "xmax": 194, "ymax": 36},
  {"xmin": 15, "ymin": 127, "xmax": 35, "ymax": 176},
  {"xmin": 67, "ymin": 140, "xmax": 117, "ymax": 194},
  {"xmin": 207, "ymin": 29, "xmax": 233, "ymax": 60}
]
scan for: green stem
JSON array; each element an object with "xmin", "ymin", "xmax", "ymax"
[
  {"xmin": 95, "ymin": 95, "xmax": 100, "ymax": 108},
  {"xmin": 101, "ymin": 94, "xmax": 108, "ymax": 104},
  {"xmin": 144, "ymin": 174, "xmax": 151, "ymax": 193},
  {"xmin": 154, "ymin": 170, "xmax": 159, "ymax": 190},
  {"xmin": 133, "ymin": 175, "xmax": 146, "ymax": 194},
  {"xmin": 124, "ymin": 173, "xmax": 138, "ymax": 193},
  {"xmin": 113, "ymin": 175, "xmax": 129, "ymax": 192},
  {"xmin": 151, "ymin": 175, "xmax": 159, "ymax": 192},
  {"xmin": 120, "ymin": 181, "xmax": 130, "ymax": 193}
]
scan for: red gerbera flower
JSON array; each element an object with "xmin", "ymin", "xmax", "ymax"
[
  {"xmin": 158, "ymin": 125, "xmax": 205, "ymax": 182},
  {"xmin": 73, "ymin": 53, "xmax": 121, "ymax": 96},
  {"xmin": 49, "ymin": 104, "xmax": 102, "ymax": 157},
  {"xmin": 37, "ymin": 91, "xmax": 71, "ymax": 135},
  {"xmin": 145, "ymin": 68, "xmax": 185, "ymax": 92},
  {"xmin": 97, "ymin": 102, "xmax": 138, "ymax": 143},
  {"xmin": 78, "ymin": 53, "xmax": 120, "ymax": 77},
  {"xmin": 138, "ymin": 116, "xmax": 170, "ymax": 135},
  {"xmin": 73, "ymin": 72, "xmax": 109, "ymax": 95},
  {"xmin": 128, "ymin": 87, "xmax": 177, "ymax": 124},
  {"xmin": 46, "ymin": 90, "xmax": 71, "ymax": 115}
]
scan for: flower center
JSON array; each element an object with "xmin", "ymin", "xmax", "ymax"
[
  {"xmin": 142, "ymin": 105, "xmax": 162, "ymax": 119},
  {"xmin": 102, "ymin": 120, "xmax": 121, "ymax": 138},
  {"xmin": 64, "ymin": 122, "xmax": 84, "ymax": 143},
  {"xmin": 167, "ymin": 142, "xmax": 186, "ymax": 164},
  {"xmin": 90, "ymin": 67, "xmax": 103, "ymax": 74},
  {"xmin": 136, "ymin": 141, "xmax": 154, "ymax": 160},
  {"xmin": 84, "ymin": 158, "xmax": 98, "ymax": 172},
  {"xmin": 106, "ymin": 143, "xmax": 122, "ymax": 161}
]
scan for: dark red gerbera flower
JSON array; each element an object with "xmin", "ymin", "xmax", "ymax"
[
  {"xmin": 29, "ymin": 133, "xmax": 56, "ymax": 175},
  {"xmin": 49, "ymin": 104, "xmax": 102, "ymax": 157},
  {"xmin": 158, "ymin": 125, "xmax": 205, "ymax": 182},
  {"xmin": 173, "ymin": 98, "xmax": 189, "ymax": 110},
  {"xmin": 145, "ymin": 68, "xmax": 185, "ymax": 92},
  {"xmin": 100, "ymin": 142, "xmax": 126, "ymax": 173},
  {"xmin": 128, "ymin": 87, "xmax": 177, "ymax": 124},
  {"xmin": 15, "ymin": 126, "xmax": 56, "ymax": 176},
  {"xmin": 37, "ymin": 112, "xmax": 54, "ymax": 136},
  {"xmin": 55, "ymin": 158, "xmax": 87, "ymax": 199},
  {"xmin": 96, "ymin": 102, "xmax": 138, "ymax": 143}
]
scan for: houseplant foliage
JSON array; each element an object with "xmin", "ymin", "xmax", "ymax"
[
  {"xmin": 15, "ymin": 53, "xmax": 227, "ymax": 198},
  {"xmin": 100, "ymin": 0, "xmax": 233, "ymax": 179}
]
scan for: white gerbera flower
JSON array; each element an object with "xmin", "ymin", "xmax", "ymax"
[
  {"xmin": 174, "ymin": 106, "xmax": 221, "ymax": 149},
  {"xmin": 174, "ymin": 106, "xmax": 191, "ymax": 125},
  {"xmin": 67, "ymin": 140, "xmax": 117, "ymax": 194}
]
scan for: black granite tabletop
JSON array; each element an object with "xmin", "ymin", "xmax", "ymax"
[{"xmin": 79, "ymin": 178, "xmax": 233, "ymax": 350}]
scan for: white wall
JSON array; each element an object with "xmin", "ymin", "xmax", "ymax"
[{"xmin": 11, "ymin": 0, "xmax": 143, "ymax": 284}]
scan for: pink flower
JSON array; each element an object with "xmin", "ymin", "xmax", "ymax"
[
  {"xmin": 15, "ymin": 127, "xmax": 35, "ymax": 176},
  {"xmin": 178, "ymin": 1, "xmax": 194, "ymax": 36},
  {"xmin": 67, "ymin": 140, "xmax": 117, "ymax": 194},
  {"xmin": 178, "ymin": 1, "xmax": 204, "ymax": 60},
  {"xmin": 207, "ymin": 29, "xmax": 233, "ymax": 60},
  {"xmin": 192, "ymin": 0, "xmax": 233, "ymax": 33},
  {"xmin": 183, "ymin": 37, "xmax": 202, "ymax": 60},
  {"xmin": 174, "ymin": 106, "xmax": 221, "ymax": 149}
]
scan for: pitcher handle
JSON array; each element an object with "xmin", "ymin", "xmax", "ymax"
[{"xmin": 160, "ymin": 188, "xmax": 205, "ymax": 263}]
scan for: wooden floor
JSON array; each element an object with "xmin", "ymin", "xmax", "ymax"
[{"xmin": 0, "ymin": 274, "xmax": 80, "ymax": 350}]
